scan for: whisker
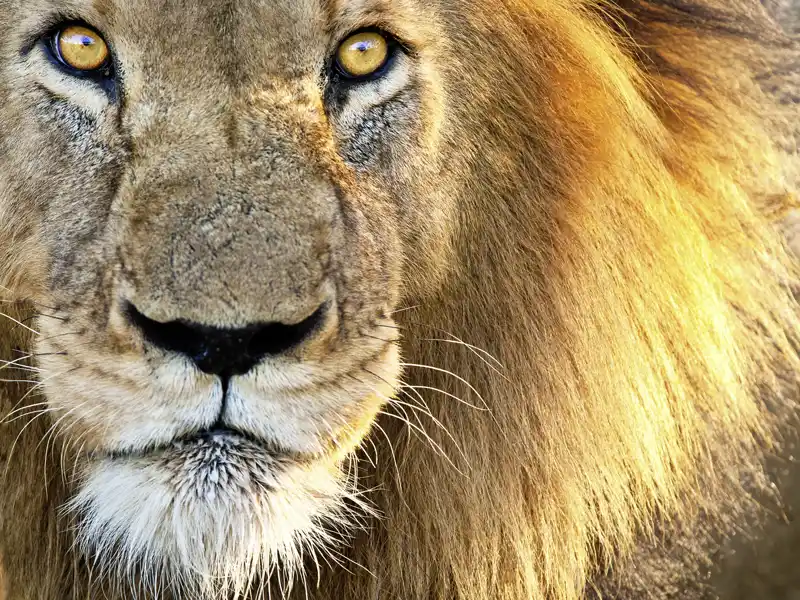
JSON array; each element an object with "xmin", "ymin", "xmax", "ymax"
[
  {"xmin": 40, "ymin": 402, "xmax": 89, "ymax": 497},
  {"xmin": 369, "ymin": 420, "xmax": 403, "ymax": 492},
  {"xmin": 0, "ymin": 374, "xmax": 51, "ymax": 421},
  {"xmin": 320, "ymin": 546, "xmax": 376, "ymax": 579},
  {"xmin": 0, "ymin": 404, "xmax": 56, "ymax": 426},
  {"xmin": 358, "ymin": 431, "xmax": 379, "ymax": 469},
  {"xmin": 390, "ymin": 395, "xmax": 468, "ymax": 466},
  {"xmin": 0, "ymin": 364, "xmax": 42, "ymax": 374},
  {"xmin": 15, "ymin": 382, "xmax": 46, "ymax": 404},
  {"xmin": 4, "ymin": 407, "xmax": 54, "ymax": 477},
  {"xmin": 15, "ymin": 366, "xmax": 81, "ymax": 410},
  {"xmin": 388, "ymin": 400, "xmax": 425, "ymax": 444},
  {"xmin": 388, "ymin": 305, "xmax": 421, "ymax": 315},
  {"xmin": 13, "ymin": 350, "xmax": 68, "ymax": 358},
  {"xmin": 0, "ymin": 293, "xmax": 60, "ymax": 313},
  {"xmin": 2, "ymin": 400, "xmax": 50, "ymax": 416},
  {"xmin": 0, "ymin": 410, "xmax": 57, "ymax": 431},
  {"xmin": 37, "ymin": 401, "xmax": 86, "ymax": 456},
  {"xmin": 420, "ymin": 337, "xmax": 507, "ymax": 374},
  {"xmin": 37, "ymin": 331, "xmax": 83, "ymax": 343},
  {"xmin": 10, "ymin": 366, "xmax": 80, "ymax": 412},
  {"xmin": 379, "ymin": 320, "xmax": 506, "ymax": 373},
  {"xmin": 359, "ymin": 332, "xmax": 400, "ymax": 344},
  {"xmin": 30, "ymin": 312, "xmax": 67, "ymax": 322},
  {"xmin": 0, "ymin": 310, "xmax": 41, "ymax": 335},
  {"xmin": 396, "ymin": 381, "xmax": 432, "ymax": 413},
  {"xmin": 399, "ymin": 362, "xmax": 487, "ymax": 406},
  {"xmin": 0, "ymin": 355, "xmax": 44, "ymax": 374},
  {"xmin": 64, "ymin": 424, "xmax": 95, "ymax": 486},
  {"xmin": 16, "ymin": 314, "xmax": 53, "ymax": 327},
  {"xmin": 379, "ymin": 408, "xmax": 463, "ymax": 474},
  {"xmin": 356, "ymin": 370, "xmax": 464, "ymax": 471},
  {"xmin": 0, "ymin": 353, "xmax": 32, "ymax": 364},
  {"xmin": 400, "ymin": 383, "xmax": 489, "ymax": 412}
]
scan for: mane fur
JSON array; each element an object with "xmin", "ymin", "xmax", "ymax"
[
  {"xmin": 1, "ymin": 1, "xmax": 799, "ymax": 599},
  {"xmin": 308, "ymin": 2, "xmax": 800, "ymax": 599}
]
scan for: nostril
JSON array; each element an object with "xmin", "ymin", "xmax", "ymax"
[
  {"xmin": 124, "ymin": 303, "xmax": 328, "ymax": 377},
  {"xmin": 126, "ymin": 305, "xmax": 207, "ymax": 362},
  {"xmin": 247, "ymin": 306, "xmax": 326, "ymax": 357}
]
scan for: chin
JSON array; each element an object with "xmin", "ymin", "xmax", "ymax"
[{"xmin": 66, "ymin": 430, "xmax": 366, "ymax": 598}]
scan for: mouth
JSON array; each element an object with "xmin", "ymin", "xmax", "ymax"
[
  {"xmin": 171, "ymin": 426, "xmax": 274, "ymax": 451},
  {"xmin": 102, "ymin": 425, "xmax": 291, "ymax": 464}
]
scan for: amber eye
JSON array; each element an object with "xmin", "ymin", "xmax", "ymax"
[
  {"xmin": 54, "ymin": 24, "xmax": 110, "ymax": 72},
  {"xmin": 335, "ymin": 31, "xmax": 391, "ymax": 79}
]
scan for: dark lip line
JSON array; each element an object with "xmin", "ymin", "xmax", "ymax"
[{"xmin": 98, "ymin": 426, "xmax": 282, "ymax": 462}]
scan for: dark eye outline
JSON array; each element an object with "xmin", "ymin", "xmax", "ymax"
[
  {"xmin": 43, "ymin": 21, "xmax": 114, "ymax": 81},
  {"xmin": 332, "ymin": 28, "xmax": 402, "ymax": 83}
]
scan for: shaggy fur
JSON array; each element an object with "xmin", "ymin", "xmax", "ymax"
[{"xmin": 0, "ymin": 0, "xmax": 799, "ymax": 599}]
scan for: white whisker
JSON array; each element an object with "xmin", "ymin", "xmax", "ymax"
[
  {"xmin": 391, "ymin": 395, "xmax": 468, "ymax": 466},
  {"xmin": 387, "ymin": 305, "xmax": 421, "ymax": 315},
  {"xmin": 0, "ymin": 401, "xmax": 50, "ymax": 423},
  {"xmin": 370, "ymin": 420, "xmax": 403, "ymax": 492},
  {"xmin": 379, "ymin": 408, "xmax": 463, "ymax": 474},
  {"xmin": 399, "ymin": 362, "xmax": 487, "ymax": 407},
  {"xmin": 400, "ymin": 383, "xmax": 489, "ymax": 411},
  {"xmin": 0, "ymin": 354, "xmax": 44, "ymax": 373},
  {"xmin": 0, "ymin": 310, "xmax": 40, "ymax": 335},
  {"xmin": 421, "ymin": 337, "xmax": 507, "ymax": 377}
]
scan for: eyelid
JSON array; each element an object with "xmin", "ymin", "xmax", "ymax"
[
  {"xmin": 20, "ymin": 13, "xmax": 86, "ymax": 57},
  {"xmin": 26, "ymin": 18, "xmax": 119, "ymax": 102},
  {"xmin": 329, "ymin": 24, "xmax": 417, "ymax": 58}
]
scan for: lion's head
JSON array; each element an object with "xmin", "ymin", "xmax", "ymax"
[{"xmin": 0, "ymin": 1, "xmax": 798, "ymax": 599}]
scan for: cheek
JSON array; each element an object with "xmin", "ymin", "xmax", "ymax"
[
  {"xmin": 4, "ymin": 105, "xmax": 129, "ymax": 292},
  {"xmin": 332, "ymin": 90, "xmax": 456, "ymax": 297},
  {"xmin": 336, "ymin": 94, "xmax": 421, "ymax": 171},
  {"xmin": 35, "ymin": 340, "xmax": 220, "ymax": 454},
  {"xmin": 0, "ymin": 187, "xmax": 47, "ymax": 296}
]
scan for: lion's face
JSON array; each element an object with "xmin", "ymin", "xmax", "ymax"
[{"xmin": 0, "ymin": 0, "xmax": 456, "ymax": 592}]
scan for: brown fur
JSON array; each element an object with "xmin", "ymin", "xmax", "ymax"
[{"xmin": 0, "ymin": 1, "xmax": 799, "ymax": 599}]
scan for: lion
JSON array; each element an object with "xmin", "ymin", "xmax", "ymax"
[{"xmin": 0, "ymin": 0, "xmax": 799, "ymax": 598}]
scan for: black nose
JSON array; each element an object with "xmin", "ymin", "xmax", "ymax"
[{"xmin": 125, "ymin": 303, "xmax": 327, "ymax": 377}]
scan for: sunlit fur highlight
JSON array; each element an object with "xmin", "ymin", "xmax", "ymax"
[
  {"xmin": 0, "ymin": 1, "xmax": 798, "ymax": 599},
  {"xmin": 317, "ymin": 2, "xmax": 800, "ymax": 599}
]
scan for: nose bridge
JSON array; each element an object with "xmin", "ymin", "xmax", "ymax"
[{"xmin": 120, "ymin": 97, "xmax": 337, "ymax": 330}]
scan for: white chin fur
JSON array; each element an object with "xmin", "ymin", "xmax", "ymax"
[{"xmin": 66, "ymin": 433, "xmax": 366, "ymax": 598}]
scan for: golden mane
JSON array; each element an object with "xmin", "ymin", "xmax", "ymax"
[
  {"xmin": 312, "ymin": 2, "xmax": 800, "ymax": 599},
  {"xmin": 1, "ymin": 1, "xmax": 798, "ymax": 599}
]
